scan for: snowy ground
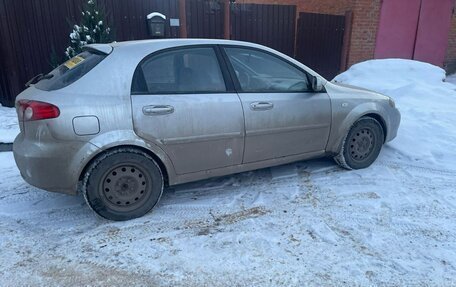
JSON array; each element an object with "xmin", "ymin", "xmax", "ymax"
[
  {"xmin": 1, "ymin": 60, "xmax": 456, "ymax": 286},
  {"xmin": 0, "ymin": 104, "xmax": 19, "ymax": 143},
  {"xmin": 446, "ymin": 73, "xmax": 456, "ymax": 85}
]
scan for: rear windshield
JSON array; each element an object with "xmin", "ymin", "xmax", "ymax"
[{"xmin": 35, "ymin": 51, "xmax": 106, "ymax": 91}]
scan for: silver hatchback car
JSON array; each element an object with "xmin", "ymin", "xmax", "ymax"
[{"xmin": 13, "ymin": 39, "xmax": 400, "ymax": 221}]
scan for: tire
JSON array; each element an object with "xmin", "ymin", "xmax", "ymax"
[
  {"xmin": 334, "ymin": 117, "xmax": 384, "ymax": 170},
  {"xmin": 82, "ymin": 148, "xmax": 164, "ymax": 221}
]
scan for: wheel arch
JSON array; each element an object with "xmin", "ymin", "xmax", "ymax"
[
  {"xmin": 326, "ymin": 104, "xmax": 389, "ymax": 155},
  {"xmin": 362, "ymin": 113, "xmax": 387, "ymax": 143},
  {"xmin": 78, "ymin": 144, "xmax": 171, "ymax": 188}
]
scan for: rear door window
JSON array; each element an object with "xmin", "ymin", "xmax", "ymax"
[
  {"xmin": 131, "ymin": 47, "xmax": 226, "ymax": 94},
  {"xmin": 35, "ymin": 51, "xmax": 106, "ymax": 91}
]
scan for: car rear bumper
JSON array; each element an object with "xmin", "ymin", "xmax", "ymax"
[{"xmin": 13, "ymin": 133, "xmax": 99, "ymax": 195}]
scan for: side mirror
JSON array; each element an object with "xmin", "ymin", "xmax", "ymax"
[{"xmin": 311, "ymin": 76, "xmax": 324, "ymax": 92}]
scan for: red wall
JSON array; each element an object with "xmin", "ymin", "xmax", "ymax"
[
  {"xmin": 414, "ymin": 0, "xmax": 453, "ymax": 66},
  {"xmin": 374, "ymin": 0, "xmax": 421, "ymax": 59}
]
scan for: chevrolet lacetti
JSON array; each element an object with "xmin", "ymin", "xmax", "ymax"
[{"xmin": 13, "ymin": 39, "xmax": 401, "ymax": 221}]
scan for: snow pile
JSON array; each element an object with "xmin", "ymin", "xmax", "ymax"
[
  {"xmin": 335, "ymin": 59, "xmax": 447, "ymax": 90},
  {"xmin": 0, "ymin": 104, "xmax": 19, "ymax": 143},
  {"xmin": 335, "ymin": 59, "xmax": 456, "ymax": 171}
]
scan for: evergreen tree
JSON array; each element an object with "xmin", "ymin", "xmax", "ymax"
[{"xmin": 65, "ymin": 0, "xmax": 112, "ymax": 59}]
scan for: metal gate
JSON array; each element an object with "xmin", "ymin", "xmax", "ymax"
[
  {"xmin": 296, "ymin": 12, "xmax": 346, "ymax": 80},
  {"xmin": 186, "ymin": 0, "xmax": 225, "ymax": 39},
  {"xmin": 230, "ymin": 4, "xmax": 296, "ymax": 57},
  {"xmin": 375, "ymin": 0, "xmax": 453, "ymax": 67}
]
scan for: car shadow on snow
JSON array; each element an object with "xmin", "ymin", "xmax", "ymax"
[{"xmin": 157, "ymin": 158, "xmax": 339, "ymax": 209}]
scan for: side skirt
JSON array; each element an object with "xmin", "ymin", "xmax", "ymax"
[{"xmin": 170, "ymin": 150, "xmax": 326, "ymax": 186}]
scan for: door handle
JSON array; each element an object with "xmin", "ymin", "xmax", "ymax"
[
  {"xmin": 250, "ymin": 102, "xmax": 274, "ymax": 111},
  {"xmin": 142, "ymin": 105, "xmax": 174, "ymax": 116}
]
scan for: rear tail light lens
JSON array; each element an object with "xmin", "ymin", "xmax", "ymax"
[{"xmin": 17, "ymin": 100, "xmax": 60, "ymax": 121}]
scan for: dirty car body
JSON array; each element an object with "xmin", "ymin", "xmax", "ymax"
[{"xmin": 13, "ymin": 39, "xmax": 401, "ymax": 220}]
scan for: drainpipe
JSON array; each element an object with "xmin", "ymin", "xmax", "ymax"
[{"xmin": 340, "ymin": 10, "xmax": 354, "ymax": 71}]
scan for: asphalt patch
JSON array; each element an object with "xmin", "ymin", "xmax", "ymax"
[{"xmin": 0, "ymin": 143, "xmax": 13, "ymax": 152}]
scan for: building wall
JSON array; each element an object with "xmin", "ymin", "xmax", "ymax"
[
  {"xmin": 236, "ymin": 0, "xmax": 381, "ymax": 68},
  {"xmin": 349, "ymin": 0, "xmax": 381, "ymax": 66}
]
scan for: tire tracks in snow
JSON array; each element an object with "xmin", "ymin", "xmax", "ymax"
[{"xmin": 2, "ymin": 155, "xmax": 456, "ymax": 284}]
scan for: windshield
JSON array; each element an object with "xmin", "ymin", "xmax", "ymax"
[{"xmin": 35, "ymin": 51, "xmax": 106, "ymax": 91}]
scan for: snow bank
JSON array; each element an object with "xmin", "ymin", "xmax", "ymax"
[
  {"xmin": 335, "ymin": 59, "xmax": 447, "ymax": 90},
  {"xmin": 334, "ymin": 59, "xmax": 456, "ymax": 171},
  {"xmin": 0, "ymin": 104, "xmax": 19, "ymax": 143}
]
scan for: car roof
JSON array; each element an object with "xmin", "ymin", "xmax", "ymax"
[
  {"xmin": 85, "ymin": 38, "xmax": 268, "ymax": 57},
  {"xmin": 109, "ymin": 38, "xmax": 258, "ymax": 48}
]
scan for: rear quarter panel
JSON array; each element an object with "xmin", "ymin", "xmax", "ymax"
[{"xmin": 14, "ymin": 48, "xmax": 143, "ymax": 193}]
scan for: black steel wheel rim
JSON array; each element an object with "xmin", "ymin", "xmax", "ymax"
[
  {"xmin": 348, "ymin": 127, "xmax": 376, "ymax": 162},
  {"xmin": 100, "ymin": 164, "xmax": 151, "ymax": 211}
]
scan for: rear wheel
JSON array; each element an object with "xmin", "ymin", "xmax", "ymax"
[
  {"xmin": 334, "ymin": 117, "xmax": 384, "ymax": 170},
  {"xmin": 83, "ymin": 149, "xmax": 164, "ymax": 221}
]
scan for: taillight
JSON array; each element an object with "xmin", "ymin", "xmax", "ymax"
[{"xmin": 17, "ymin": 100, "xmax": 60, "ymax": 121}]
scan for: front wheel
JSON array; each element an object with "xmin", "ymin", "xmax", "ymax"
[
  {"xmin": 83, "ymin": 149, "xmax": 164, "ymax": 221},
  {"xmin": 334, "ymin": 117, "xmax": 384, "ymax": 170}
]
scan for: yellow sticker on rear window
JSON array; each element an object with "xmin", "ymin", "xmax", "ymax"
[{"xmin": 64, "ymin": 56, "xmax": 85, "ymax": 69}]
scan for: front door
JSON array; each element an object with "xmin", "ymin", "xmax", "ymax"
[
  {"xmin": 222, "ymin": 46, "xmax": 331, "ymax": 164},
  {"xmin": 130, "ymin": 46, "xmax": 244, "ymax": 174}
]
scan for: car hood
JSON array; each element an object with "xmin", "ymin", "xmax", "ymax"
[
  {"xmin": 331, "ymin": 82, "xmax": 378, "ymax": 93},
  {"xmin": 327, "ymin": 81, "xmax": 391, "ymax": 100}
]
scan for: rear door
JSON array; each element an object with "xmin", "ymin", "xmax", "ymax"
[
  {"xmin": 222, "ymin": 46, "xmax": 331, "ymax": 164},
  {"xmin": 130, "ymin": 46, "xmax": 244, "ymax": 175}
]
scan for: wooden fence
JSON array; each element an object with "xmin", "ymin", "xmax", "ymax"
[
  {"xmin": 186, "ymin": 0, "xmax": 225, "ymax": 39},
  {"xmin": 231, "ymin": 4, "xmax": 296, "ymax": 57},
  {"xmin": 0, "ymin": 0, "xmax": 351, "ymax": 106},
  {"xmin": 0, "ymin": 0, "xmax": 179, "ymax": 106},
  {"xmin": 296, "ymin": 12, "xmax": 346, "ymax": 80}
]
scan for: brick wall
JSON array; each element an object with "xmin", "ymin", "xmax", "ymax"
[
  {"xmin": 236, "ymin": 0, "xmax": 381, "ymax": 69},
  {"xmin": 348, "ymin": 0, "xmax": 382, "ymax": 67},
  {"xmin": 445, "ymin": 11, "xmax": 456, "ymax": 74}
]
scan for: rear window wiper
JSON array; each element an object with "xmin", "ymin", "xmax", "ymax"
[{"xmin": 25, "ymin": 73, "xmax": 54, "ymax": 87}]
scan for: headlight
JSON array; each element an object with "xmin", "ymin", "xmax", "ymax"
[{"xmin": 388, "ymin": 98, "xmax": 396, "ymax": 108}]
